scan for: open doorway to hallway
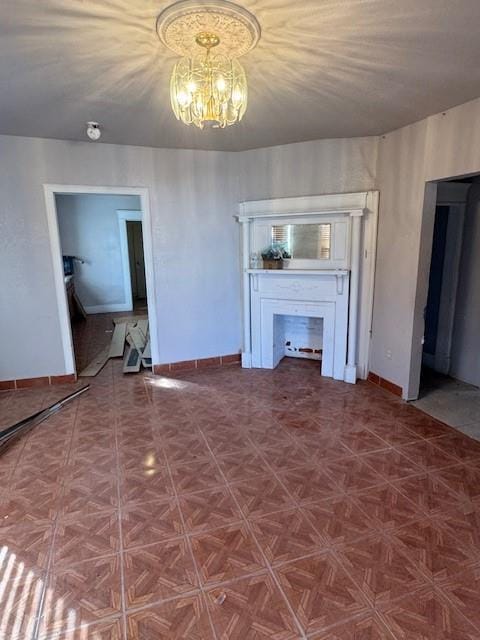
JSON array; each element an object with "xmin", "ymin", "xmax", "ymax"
[
  {"xmin": 413, "ymin": 176, "xmax": 480, "ymax": 437},
  {"xmin": 127, "ymin": 220, "xmax": 147, "ymax": 306},
  {"xmin": 49, "ymin": 190, "xmax": 153, "ymax": 376}
]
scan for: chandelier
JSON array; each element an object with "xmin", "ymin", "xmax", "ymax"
[{"xmin": 157, "ymin": 1, "xmax": 261, "ymax": 130}]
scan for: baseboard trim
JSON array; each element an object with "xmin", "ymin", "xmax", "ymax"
[
  {"xmin": 367, "ymin": 371, "xmax": 403, "ymax": 397},
  {"xmin": 153, "ymin": 353, "xmax": 241, "ymax": 375},
  {"xmin": 84, "ymin": 303, "xmax": 132, "ymax": 314},
  {"xmin": 0, "ymin": 373, "xmax": 77, "ymax": 391}
]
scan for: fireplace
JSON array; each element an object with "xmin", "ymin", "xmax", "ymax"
[
  {"xmin": 250, "ymin": 272, "xmax": 348, "ymax": 379},
  {"xmin": 281, "ymin": 315, "xmax": 323, "ymax": 361},
  {"xmin": 236, "ymin": 191, "xmax": 379, "ymax": 384}
]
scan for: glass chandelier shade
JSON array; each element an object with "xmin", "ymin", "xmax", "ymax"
[{"xmin": 170, "ymin": 35, "xmax": 248, "ymax": 129}]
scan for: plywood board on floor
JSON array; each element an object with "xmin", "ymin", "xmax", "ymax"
[
  {"xmin": 143, "ymin": 338, "xmax": 151, "ymax": 359},
  {"xmin": 79, "ymin": 345, "xmax": 110, "ymax": 377},
  {"xmin": 137, "ymin": 319, "xmax": 149, "ymax": 339},
  {"xmin": 113, "ymin": 315, "xmax": 147, "ymax": 325},
  {"xmin": 128, "ymin": 326, "xmax": 146, "ymax": 353},
  {"xmin": 108, "ymin": 322, "xmax": 127, "ymax": 358},
  {"xmin": 123, "ymin": 345, "xmax": 142, "ymax": 373}
]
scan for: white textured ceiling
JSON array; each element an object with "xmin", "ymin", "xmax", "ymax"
[{"xmin": 2, "ymin": 0, "xmax": 480, "ymax": 151}]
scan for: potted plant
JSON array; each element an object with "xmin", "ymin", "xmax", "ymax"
[{"xmin": 261, "ymin": 246, "xmax": 291, "ymax": 269}]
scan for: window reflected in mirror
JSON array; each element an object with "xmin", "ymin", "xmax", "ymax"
[{"xmin": 271, "ymin": 223, "xmax": 331, "ymax": 260}]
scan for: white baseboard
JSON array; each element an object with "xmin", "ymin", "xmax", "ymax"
[{"xmin": 84, "ymin": 303, "xmax": 132, "ymax": 314}]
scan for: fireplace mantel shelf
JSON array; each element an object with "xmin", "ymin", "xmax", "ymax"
[{"xmin": 246, "ymin": 269, "xmax": 349, "ymax": 276}]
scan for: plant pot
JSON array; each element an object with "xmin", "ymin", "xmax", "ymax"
[{"xmin": 262, "ymin": 259, "xmax": 283, "ymax": 270}]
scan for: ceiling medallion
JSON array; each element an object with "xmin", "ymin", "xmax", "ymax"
[{"xmin": 157, "ymin": 0, "xmax": 261, "ymax": 129}]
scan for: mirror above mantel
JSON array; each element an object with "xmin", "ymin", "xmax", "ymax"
[{"xmin": 249, "ymin": 214, "xmax": 350, "ymax": 270}]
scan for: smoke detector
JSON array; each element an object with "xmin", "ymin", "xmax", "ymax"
[{"xmin": 86, "ymin": 121, "xmax": 101, "ymax": 141}]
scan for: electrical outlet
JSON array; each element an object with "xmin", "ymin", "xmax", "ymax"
[{"xmin": 386, "ymin": 349, "xmax": 392, "ymax": 359}]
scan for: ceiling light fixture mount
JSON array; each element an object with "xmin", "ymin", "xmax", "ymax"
[{"xmin": 157, "ymin": 0, "xmax": 260, "ymax": 129}]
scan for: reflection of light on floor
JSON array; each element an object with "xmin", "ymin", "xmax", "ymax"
[
  {"xmin": 146, "ymin": 376, "xmax": 191, "ymax": 390},
  {"xmin": 0, "ymin": 546, "xmax": 105, "ymax": 639}
]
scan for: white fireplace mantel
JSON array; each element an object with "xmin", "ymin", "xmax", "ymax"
[{"xmin": 236, "ymin": 191, "xmax": 379, "ymax": 384}]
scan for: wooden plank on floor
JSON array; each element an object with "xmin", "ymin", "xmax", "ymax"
[
  {"xmin": 78, "ymin": 345, "xmax": 110, "ymax": 377},
  {"xmin": 128, "ymin": 326, "xmax": 146, "ymax": 353},
  {"xmin": 142, "ymin": 338, "xmax": 151, "ymax": 359},
  {"xmin": 137, "ymin": 319, "xmax": 149, "ymax": 340},
  {"xmin": 108, "ymin": 322, "xmax": 127, "ymax": 358},
  {"xmin": 142, "ymin": 357, "xmax": 152, "ymax": 369},
  {"xmin": 123, "ymin": 345, "xmax": 142, "ymax": 373},
  {"xmin": 113, "ymin": 315, "xmax": 147, "ymax": 325}
]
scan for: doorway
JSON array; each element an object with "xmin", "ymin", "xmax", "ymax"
[
  {"xmin": 44, "ymin": 185, "xmax": 158, "ymax": 377},
  {"xmin": 117, "ymin": 210, "xmax": 147, "ymax": 314},
  {"xmin": 411, "ymin": 177, "xmax": 480, "ymax": 435},
  {"xmin": 127, "ymin": 221, "xmax": 147, "ymax": 303}
]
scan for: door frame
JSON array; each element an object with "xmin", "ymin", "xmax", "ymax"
[
  {"xmin": 117, "ymin": 210, "xmax": 143, "ymax": 312},
  {"xmin": 43, "ymin": 184, "xmax": 159, "ymax": 376},
  {"xmin": 407, "ymin": 180, "xmax": 470, "ymax": 399}
]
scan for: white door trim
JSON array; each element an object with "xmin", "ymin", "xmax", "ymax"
[
  {"xmin": 43, "ymin": 184, "xmax": 159, "ymax": 376},
  {"xmin": 117, "ymin": 210, "xmax": 142, "ymax": 313}
]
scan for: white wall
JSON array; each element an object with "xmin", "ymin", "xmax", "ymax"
[
  {"xmin": 56, "ymin": 193, "xmax": 140, "ymax": 312},
  {"xmin": 2, "ymin": 97, "xmax": 480, "ymax": 389},
  {"xmin": 370, "ymin": 120, "xmax": 429, "ymax": 394},
  {"xmin": 238, "ymin": 137, "xmax": 378, "ymax": 201},
  {"xmin": 372, "ymin": 96, "xmax": 480, "ymax": 398},
  {"xmin": 450, "ymin": 182, "xmax": 480, "ymax": 386},
  {"xmin": 0, "ymin": 135, "xmax": 241, "ymax": 379}
]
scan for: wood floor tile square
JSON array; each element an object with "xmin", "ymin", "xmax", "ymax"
[
  {"xmin": 390, "ymin": 518, "xmax": 479, "ymax": 582},
  {"xmin": 321, "ymin": 456, "xmax": 386, "ymax": 493},
  {"xmin": 397, "ymin": 441, "xmax": 459, "ymax": 472},
  {"xmin": 433, "ymin": 463, "xmax": 480, "ymax": 503},
  {"xmin": 54, "ymin": 511, "xmax": 120, "ymax": 565},
  {"xmin": 39, "ymin": 556, "xmax": 122, "ymax": 637},
  {"xmin": 337, "ymin": 534, "xmax": 430, "ymax": 606},
  {"xmin": 190, "ymin": 522, "xmax": 266, "ymax": 586},
  {"xmin": 380, "ymin": 586, "xmax": 479, "ymax": 640},
  {"xmin": 119, "ymin": 467, "xmax": 175, "ymax": 504},
  {"xmin": 121, "ymin": 498, "xmax": 184, "ymax": 548},
  {"xmin": 278, "ymin": 465, "xmax": 345, "ymax": 505},
  {"xmin": 302, "ymin": 495, "xmax": 380, "ymax": 546},
  {"xmin": 215, "ymin": 450, "xmax": 271, "ymax": 482},
  {"xmin": 123, "ymin": 538, "xmax": 198, "ymax": 608},
  {"xmin": 178, "ymin": 486, "xmax": 242, "ymax": 533},
  {"xmin": 308, "ymin": 611, "xmax": 395, "ymax": 639},
  {"xmin": 126, "ymin": 594, "xmax": 214, "ymax": 639},
  {"xmin": 438, "ymin": 566, "xmax": 480, "ymax": 632},
  {"xmin": 275, "ymin": 551, "xmax": 370, "ymax": 636},
  {"xmin": 250, "ymin": 507, "xmax": 323, "ymax": 565},
  {"xmin": 169, "ymin": 459, "xmax": 225, "ymax": 496},
  {"xmin": 352, "ymin": 484, "xmax": 423, "ymax": 531},
  {"xmin": 392, "ymin": 473, "xmax": 466, "ymax": 517},
  {"xmin": 230, "ymin": 476, "xmax": 296, "ymax": 518},
  {"xmin": 262, "ymin": 443, "xmax": 311, "ymax": 472},
  {"xmin": 359, "ymin": 448, "xmax": 424, "ymax": 482},
  {"xmin": 205, "ymin": 573, "xmax": 301, "ymax": 639},
  {"xmin": 0, "ymin": 488, "xmax": 61, "ymax": 529}
]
